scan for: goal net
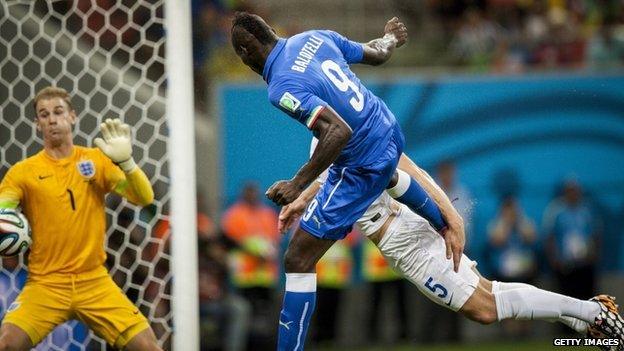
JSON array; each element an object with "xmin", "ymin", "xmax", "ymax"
[{"xmin": 0, "ymin": 1, "xmax": 172, "ymax": 349}]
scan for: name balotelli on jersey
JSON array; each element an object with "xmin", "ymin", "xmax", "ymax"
[{"xmin": 291, "ymin": 35, "xmax": 324, "ymax": 73}]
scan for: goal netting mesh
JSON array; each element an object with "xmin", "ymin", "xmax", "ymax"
[{"xmin": 0, "ymin": 1, "xmax": 171, "ymax": 349}]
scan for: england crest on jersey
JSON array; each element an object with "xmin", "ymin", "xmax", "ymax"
[{"xmin": 77, "ymin": 160, "xmax": 96, "ymax": 179}]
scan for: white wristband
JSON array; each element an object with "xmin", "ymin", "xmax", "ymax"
[{"xmin": 117, "ymin": 158, "xmax": 137, "ymax": 173}]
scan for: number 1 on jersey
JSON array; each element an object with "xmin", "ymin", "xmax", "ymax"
[
  {"xmin": 321, "ymin": 60, "xmax": 364, "ymax": 112},
  {"xmin": 66, "ymin": 189, "xmax": 76, "ymax": 211}
]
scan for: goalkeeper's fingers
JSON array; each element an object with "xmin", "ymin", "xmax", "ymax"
[
  {"xmin": 106, "ymin": 118, "xmax": 119, "ymax": 138},
  {"xmin": 94, "ymin": 137, "xmax": 107, "ymax": 151},
  {"xmin": 120, "ymin": 122, "xmax": 131, "ymax": 139},
  {"xmin": 100, "ymin": 121, "xmax": 113, "ymax": 141}
]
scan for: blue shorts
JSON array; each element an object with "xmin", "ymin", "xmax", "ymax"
[{"xmin": 299, "ymin": 125, "xmax": 405, "ymax": 240}]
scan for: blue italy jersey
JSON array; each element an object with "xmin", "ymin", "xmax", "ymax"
[{"xmin": 263, "ymin": 30, "xmax": 398, "ymax": 167}]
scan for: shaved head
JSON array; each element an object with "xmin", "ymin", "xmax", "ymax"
[{"xmin": 231, "ymin": 12, "xmax": 279, "ymax": 75}]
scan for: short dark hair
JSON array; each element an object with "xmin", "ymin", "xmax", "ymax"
[{"xmin": 231, "ymin": 12, "xmax": 274, "ymax": 45}]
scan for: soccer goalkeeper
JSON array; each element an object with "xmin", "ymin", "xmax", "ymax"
[{"xmin": 0, "ymin": 87, "xmax": 162, "ymax": 351}]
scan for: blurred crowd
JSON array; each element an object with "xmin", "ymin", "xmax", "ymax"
[
  {"xmin": 194, "ymin": 0, "xmax": 624, "ymax": 81},
  {"xmin": 434, "ymin": 0, "xmax": 624, "ymax": 72}
]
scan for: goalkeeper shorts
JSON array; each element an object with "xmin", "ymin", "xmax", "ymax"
[{"xmin": 2, "ymin": 266, "xmax": 150, "ymax": 348}]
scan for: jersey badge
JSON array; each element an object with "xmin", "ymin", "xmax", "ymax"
[
  {"xmin": 279, "ymin": 92, "xmax": 301, "ymax": 113},
  {"xmin": 77, "ymin": 160, "xmax": 96, "ymax": 179}
]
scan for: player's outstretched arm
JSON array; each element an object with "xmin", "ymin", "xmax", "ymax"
[
  {"xmin": 361, "ymin": 17, "xmax": 408, "ymax": 66},
  {"xmin": 398, "ymin": 153, "xmax": 465, "ymax": 271},
  {"xmin": 95, "ymin": 118, "xmax": 154, "ymax": 206},
  {"xmin": 266, "ymin": 109, "xmax": 351, "ymax": 206}
]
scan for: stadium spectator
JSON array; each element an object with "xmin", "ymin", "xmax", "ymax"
[
  {"xmin": 487, "ymin": 196, "xmax": 539, "ymax": 338},
  {"xmin": 221, "ymin": 182, "xmax": 279, "ymax": 350},
  {"xmin": 418, "ymin": 159, "xmax": 475, "ymax": 343},
  {"xmin": 543, "ymin": 178, "xmax": 601, "ymax": 300},
  {"xmin": 487, "ymin": 196, "xmax": 539, "ymax": 284},
  {"xmin": 450, "ymin": 8, "xmax": 500, "ymax": 68},
  {"xmin": 587, "ymin": 21, "xmax": 624, "ymax": 69},
  {"xmin": 362, "ymin": 238, "xmax": 409, "ymax": 344},
  {"xmin": 198, "ymin": 234, "xmax": 251, "ymax": 351},
  {"xmin": 436, "ymin": 159, "xmax": 474, "ymax": 239},
  {"xmin": 309, "ymin": 233, "xmax": 355, "ymax": 346}
]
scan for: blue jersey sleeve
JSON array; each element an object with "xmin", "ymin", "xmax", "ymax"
[
  {"xmin": 324, "ymin": 30, "xmax": 364, "ymax": 64},
  {"xmin": 269, "ymin": 81, "xmax": 328, "ymax": 129}
]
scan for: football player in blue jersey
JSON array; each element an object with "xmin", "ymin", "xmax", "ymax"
[{"xmin": 231, "ymin": 13, "xmax": 465, "ymax": 350}]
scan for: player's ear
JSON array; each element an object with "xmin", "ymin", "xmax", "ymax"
[
  {"xmin": 69, "ymin": 109, "xmax": 77, "ymax": 125},
  {"xmin": 35, "ymin": 117, "xmax": 42, "ymax": 132}
]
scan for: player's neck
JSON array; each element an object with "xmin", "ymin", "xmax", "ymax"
[{"xmin": 43, "ymin": 139, "xmax": 74, "ymax": 159}]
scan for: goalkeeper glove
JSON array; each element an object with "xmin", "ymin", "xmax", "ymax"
[{"xmin": 94, "ymin": 118, "xmax": 137, "ymax": 173}]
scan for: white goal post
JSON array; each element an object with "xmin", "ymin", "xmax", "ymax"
[{"xmin": 164, "ymin": 0, "xmax": 199, "ymax": 350}]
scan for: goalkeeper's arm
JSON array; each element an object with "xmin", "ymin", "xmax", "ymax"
[{"xmin": 95, "ymin": 118, "xmax": 154, "ymax": 206}]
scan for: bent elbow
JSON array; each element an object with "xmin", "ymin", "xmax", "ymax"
[
  {"xmin": 336, "ymin": 124, "xmax": 352, "ymax": 145},
  {"xmin": 143, "ymin": 192, "xmax": 155, "ymax": 206},
  {"xmin": 137, "ymin": 189, "xmax": 155, "ymax": 207}
]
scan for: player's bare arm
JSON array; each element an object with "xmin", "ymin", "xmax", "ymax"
[
  {"xmin": 398, "ymin": 153, "xmax": 465, "ymax": 272},
  {"xmin": 361, "ymin": 17, "xmax": 408, "ymax": 66},
  {"xmin": 266, "ymin": 108, "xmax": 351, "ymax": 206},
  {"xmin": 278, "ymin": 181, "xmax": 322, "ymax": 233}
]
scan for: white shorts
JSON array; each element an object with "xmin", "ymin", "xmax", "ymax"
[{"xmin": 377, "ymin": 206, "xmax": 480, "ymax": 311}]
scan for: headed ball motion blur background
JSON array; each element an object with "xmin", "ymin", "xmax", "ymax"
[{"xmin": 1, "ymin": 0, "xmax": 624, "ymax": 350}]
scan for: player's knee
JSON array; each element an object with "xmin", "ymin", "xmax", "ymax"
[
  {"xmin": 124, "ymin": 337, "xmax": 162, "ymax": 351},
  {"xmin": 467, "ymin": 307, "xmax": 498, "ymax": 325},
  {"xmin": 0, "ymin": 338, "xmax": 23, "ymax": 351},
  {"xmin": 283, "ymin": 251, "xmax": 314, "ymax": 273}
]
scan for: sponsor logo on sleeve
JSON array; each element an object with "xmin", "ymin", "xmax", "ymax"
[{"xmin": 279, "ymin": 92, "xmax": 301, "ymax": 113}]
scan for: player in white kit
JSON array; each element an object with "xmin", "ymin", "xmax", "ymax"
[{"xmin": 278, "ymin": 140, "xmax": 624, "ymax": 350}]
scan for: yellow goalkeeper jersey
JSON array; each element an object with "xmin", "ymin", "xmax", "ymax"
[{"xmin": 0, "ymin": 146, "xmax": 152, "ymax": 276}]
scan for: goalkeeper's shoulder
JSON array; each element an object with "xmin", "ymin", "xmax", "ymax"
[{"xmin": 1, "ymin": 151, "xmax": 45, "ymax": 181}]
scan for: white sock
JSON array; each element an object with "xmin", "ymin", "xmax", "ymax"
[
  {"xmin": 493, "ymin": 283, "xmax": 599, "ymax": 325},
  {"xmin": 285, "ymin": 273, "xmax": 317, "ymax": 292},
  {"xmin": 492, "ymin": 281, "xmax": 589, "ymax": 333}
]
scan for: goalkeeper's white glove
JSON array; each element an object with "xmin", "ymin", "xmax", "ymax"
[{"xmin": 94, "ymin": 118, "xmax": 137, "ymax": 173}]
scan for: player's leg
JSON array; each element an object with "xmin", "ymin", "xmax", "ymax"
[
  {"xmin": 386, "ymin": 169, "xmax": 446, "ymax": 231},
  {"xmin": 72, "ymin": 271, "xmax": 162, "ymax": 351},
  {"xmin": 375, "ymin": 211, "xmax": 623, "ymax": 340},
  {"xmin": 278, "ymin": 227, "xmax": 335, "ymax": 351},
  {"xmin": 461, "ymin": 274, "xmax": 624, "ymax": 344},
  {"xmin": 0, "ymin": 323, "xmax": 32, "ymax": 351},
  {"xmin": 484, "ymin": 279, "xmax": 588, "ymax": 333},
  {"xmin": 123, "ymin": 328, "xmax": 161, "ymax": 351},
  {"xmin": 280, "ymin": 157, "xmax": 399, "ymax": 350},
  {"xmin": 0, "ymin": 278, "xmax": 73, "ymax": 351}
]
